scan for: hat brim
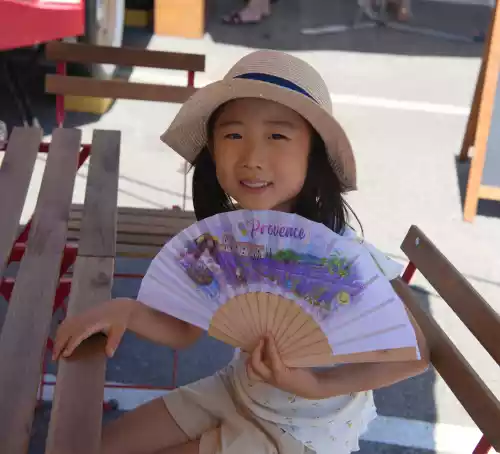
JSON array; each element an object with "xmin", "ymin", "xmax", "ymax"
[{"xmin": 161, "ymin": 78, "xmax": 357, "ymax": 191}]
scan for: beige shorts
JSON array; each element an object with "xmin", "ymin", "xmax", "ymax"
[{"xmin": 163, "ymin": 369, "xmax": 312, "ymax": 454}]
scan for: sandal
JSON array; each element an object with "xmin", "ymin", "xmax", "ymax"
[
  {"xmin": 222, "ymin": 11, "xmax": 268, "ymax": 25},
  {"xmin": 385, "ymin": 0, "xmax": 411, "ymax": 21},
  {"xmin": 397, "ymin": 7, "xmax": 411, "ymax": 22}
]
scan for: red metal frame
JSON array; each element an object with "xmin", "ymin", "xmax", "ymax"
[
  {"xmin": 401, "ymin": 263, "xmax": 492, "ymax": 454},
  {"xmin": 56, "ymin": 62, "xmax": 66, "ymax": 127},
  {"xmin": 188, "ymin": 70, "xmax": 195, "ymax": 88},
  {"xmin": 472, "ymin": 436, "xmax": 491, "ymax": 454}
]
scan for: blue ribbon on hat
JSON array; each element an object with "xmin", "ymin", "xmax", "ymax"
[{"xmin": 234, "ymin": 72, "xmax": 317, "ymax": 103}]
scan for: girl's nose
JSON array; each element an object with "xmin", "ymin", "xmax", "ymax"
[{"xmin": 241, "ymin": 141, "xmax": 266, "ymax": 169}]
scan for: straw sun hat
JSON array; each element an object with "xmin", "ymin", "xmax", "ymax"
[{"xmin": 161, "ymin": 50, "xmax": 357, "ymax": 191}]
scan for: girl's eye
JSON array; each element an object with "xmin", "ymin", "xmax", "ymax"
[
  {"xmin": 224, "ymin": 133, "xmax": 242, "ymax": 140},
  {"xmin": 270, "ymin": 133, "xmax": 288, "ymax": 140}
]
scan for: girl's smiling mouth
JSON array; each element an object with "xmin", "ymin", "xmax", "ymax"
[{"xmin": 240, "ymin": 180, "xmax": 273, "ymax": 190}]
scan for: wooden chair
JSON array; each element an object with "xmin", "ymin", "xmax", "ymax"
[
  {"xmin": 0, "ymin": 126, "xmax": 121, "ymax": 454},
  {"xmin": 44, "ymin": 40, "xmax": 206, "ymax": 126},
  {"xmin": 397, "ymin": 226, "xmax": 500, "ymax": 454}
]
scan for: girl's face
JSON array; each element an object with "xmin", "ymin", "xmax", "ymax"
[{"xmin": 212, "ymin": 98, "xmax": 311, "ymax": 212}]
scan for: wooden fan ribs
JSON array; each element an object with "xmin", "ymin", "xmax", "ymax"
[
  {"xmin": 209, "ymin": 291, "xmax": 418, "ymax": 367},
  {"xmin": 216, "ymin": 296, "xmax": 251, "ymax": 346},
  {"xmin": 277, "ymin": 311, "xmax": 314, "ymax": 352},
  {"xmin": 271, "ymin": 297, "xmax": 293, "ymax": 345},
  {"xmin": 209, "ymin": 292, "xmax": 333, "ymax": 360},
  {"xmin": 257, "ymin": 293, "xmax": 268, "ymax": 336},
  {"xmin": 280, "ymin": 324, "xmax": 326, "ymax": 355},
  {"xmin": 247, "ymin": 293, "xmax": 263, "ymax": 342},
  {"xmin": 267, "ymin": 294, "xmax": 280, "ymax": 335}
]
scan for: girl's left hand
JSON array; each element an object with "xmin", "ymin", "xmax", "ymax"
[{"xmin": 246, "ymin": 334, "xmax": 321, "ymax": 400}]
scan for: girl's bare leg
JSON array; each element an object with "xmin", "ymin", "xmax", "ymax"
[{"xmin": 102, "ymin": 397, "xmax": 197, "ymax": 454}]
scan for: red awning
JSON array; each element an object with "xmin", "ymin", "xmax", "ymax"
[{"xmin": 0, "ymin": 0, "xmax": 85, "ymax": 51}]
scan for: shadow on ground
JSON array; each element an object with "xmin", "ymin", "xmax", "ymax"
[{"xmin": 206, "ymin": 0, "xmax": 490, "ymax": 58}]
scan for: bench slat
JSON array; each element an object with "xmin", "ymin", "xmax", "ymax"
[
  {"xmin": 45, "ymin": 41, "xmax": 205, "ymax": 72},
  {"xmin": 45, "ymin": 257, "xmax": 113, "ymax": 454},
  {"xmin": 0, "ymin": 127, "xmax": 41, "ymax": 277},
  {"xmin": 69, "ymin": 216, "xmax": 193, "ymax": 235},
  {"xmin": 46, "ymin": 75, "xmax": 197, "ymax": 103},
  {"xmin": 68, "ymin": 230, "xmax": 172, "ymax": 247},
  {"xmin": 67, "ymin": 206, "xmax": 195, "ymax": 252},
  {"xmin": 0, "ymin": 128, "xmax": 81, "ymax": 454},
  {"xmin": 77, "ymin": 130, "xmax": 121, "ymax": 257},
  {"xmin": 401, "ymin": 225, "xmax": 500, "ymax": 366},
  {"xmin": 115, "ymin": 243, "xmax": 163, "ymax": 258},
  {"xmin": 70, "ymin": 204, "xmax": 196, "ymax": 220},
  {"xmin": 393, "ymin": 279, "xmax": 500, "ymax": 452}
]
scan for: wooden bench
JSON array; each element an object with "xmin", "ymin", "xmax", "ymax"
[
  {"xmin": 44, "ymin": 40, "xmax": 206, "ymax": 123},
  {"xmin": 397, "ymin": 226, "xmax": 500, "ymax": 454},
  {"xmin": 0, "ymin": 126, "xmax": 121, "ymax": 454}
]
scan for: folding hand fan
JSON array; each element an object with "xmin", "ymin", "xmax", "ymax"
[{"xmin": 138, "ymin": 210, "xmax": 420, "ymax": 367}]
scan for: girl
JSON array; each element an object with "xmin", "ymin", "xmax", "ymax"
[{"xmin": 53, "ymin": 50, "xmax": 429, "ymax": 454}]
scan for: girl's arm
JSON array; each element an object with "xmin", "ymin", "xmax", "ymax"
[
  {"xmin": 128, "ymin": 299, "xmax": 204, "ymax": 349},
  {"xmin": 53, "ymin": 298, "xmax": 203, "ymax": 359},
  {"xmin": 314, "ymin": 278, "xmax": 430, "ymax": 398}
]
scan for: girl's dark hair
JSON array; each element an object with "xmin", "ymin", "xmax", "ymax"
[{"xmin": 190, "ymin": 105, "xmax": 361, "ymax": 235}]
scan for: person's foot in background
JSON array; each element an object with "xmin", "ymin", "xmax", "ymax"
[
  {"xmin": 397, "ymin": 0, "xmax": 412, "ymax": 22},
  {"xmin": 386, "ymin": 0, "xmax": 412, "ymax": 21},
  {"xmin": 222, "ymin": 0, "xmax": 272, "ymax": 25}
]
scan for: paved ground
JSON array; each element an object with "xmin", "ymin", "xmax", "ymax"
[{"xmin": 1, "ymin": 0, "xmax": 500, "ymax": 453}]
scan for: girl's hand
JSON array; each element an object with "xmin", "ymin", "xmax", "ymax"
[
  {"xmin": 246, "ymin": 334, "xmax": 321, "ymax": 400},
  {"xmin": 52, "ymin": 298, "xmax": 135, "ymax": 361}
]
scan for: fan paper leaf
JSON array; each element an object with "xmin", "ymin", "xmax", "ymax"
[{"xmin": 138, "ymin": 210, "xmax": 419, "ymax": 366}]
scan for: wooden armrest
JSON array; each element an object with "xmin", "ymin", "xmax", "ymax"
[
  {"xmin": 400, "ymin": 226, "xmax": 500, "ymax": 451},
  {"xmin": 45, "ymin": 259, "xmax": 111, "ymax": 454},
  {"xmin": 402, "ymin": 225, "xmax": 500, "ymax": 365}
]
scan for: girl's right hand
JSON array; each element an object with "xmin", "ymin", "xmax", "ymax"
[{"xmin": 52, "ymin": 298, "xmax": 135, "ymax": 361}]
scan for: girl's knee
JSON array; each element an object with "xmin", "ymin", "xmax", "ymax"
[{"xmin": 101, "ymin": 397, "xmax": 189, "ymax": 454}]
